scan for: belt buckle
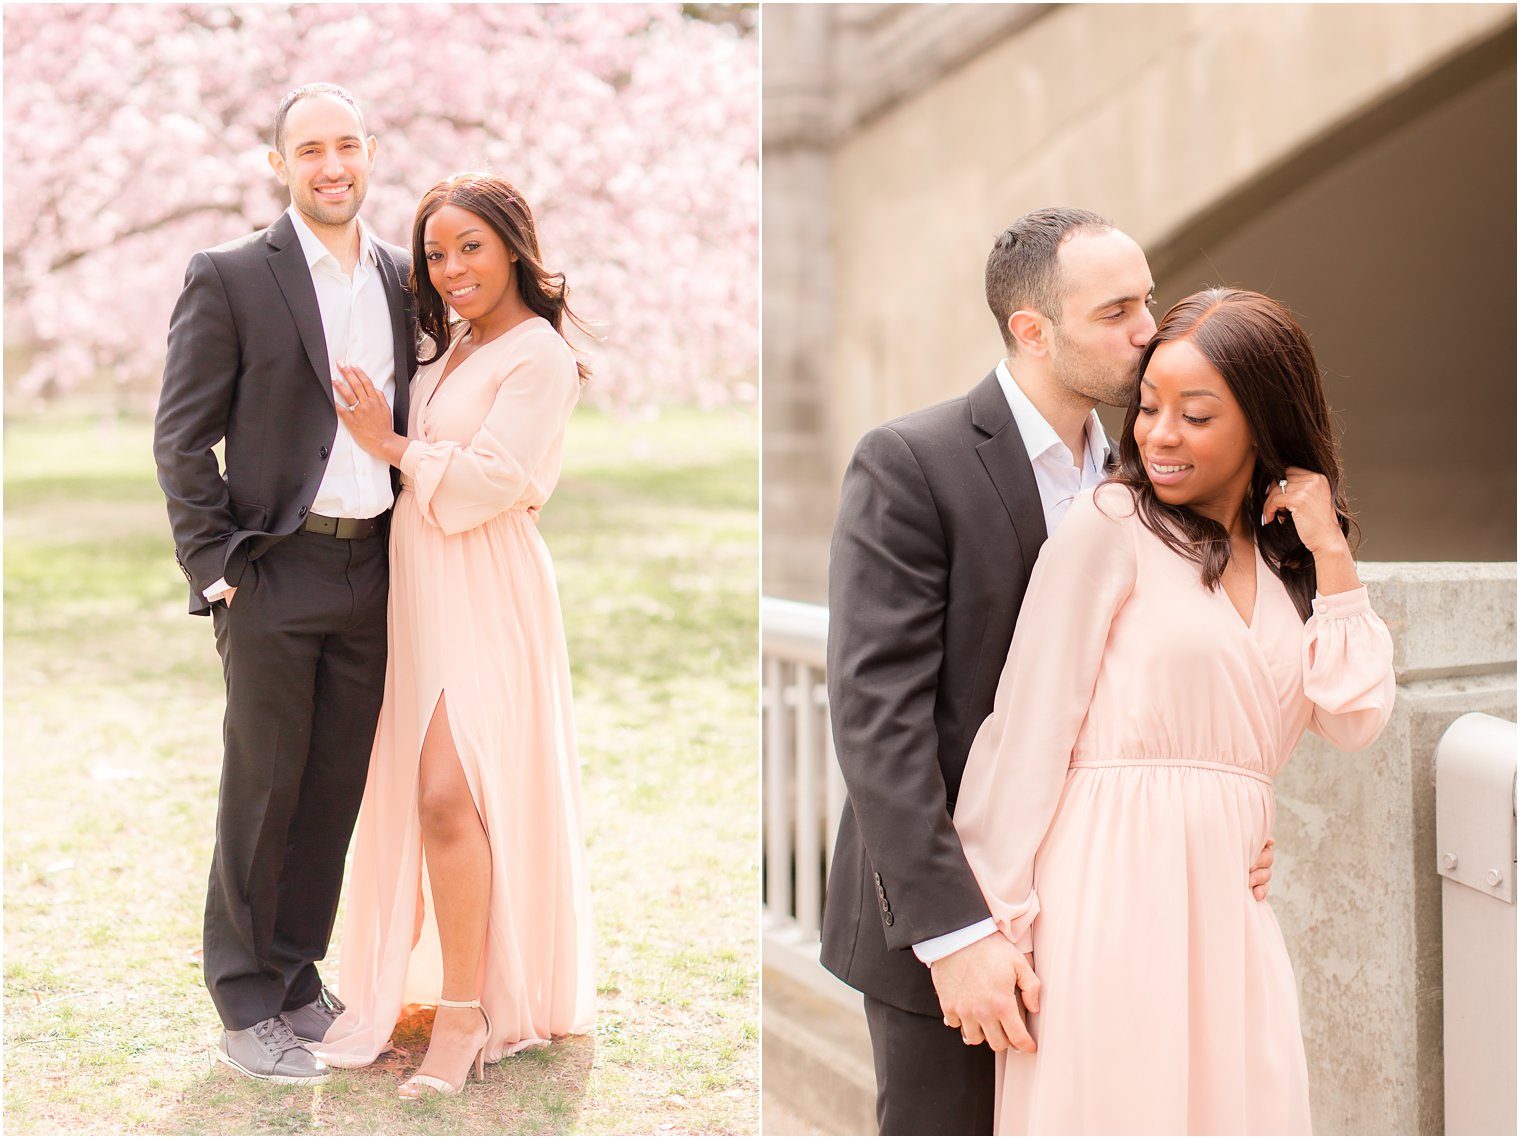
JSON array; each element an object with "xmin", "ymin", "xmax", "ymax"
[{"xmin": 305, "ymin": 510, "xmax": 385, "ymax": 539}]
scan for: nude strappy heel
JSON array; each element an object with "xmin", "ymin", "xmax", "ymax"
[{"xmin": 397, "ymin": 998, "xmax": 492, "ymax": 1099}]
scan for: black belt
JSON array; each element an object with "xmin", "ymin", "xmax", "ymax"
[{"xmin": 302, "ymin": 510, "xmax": 387, "ymax": 539}]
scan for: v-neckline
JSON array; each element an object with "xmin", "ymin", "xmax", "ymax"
[
  {"xmin": 1222, "ymin": 541, "xmax": 1262, "ymax": 630},
  {"xmin": 425, "ymin": 315, "xmax": 542, "ymax": 409},
  {"xmin": 426, "ymin": 331, "xmax": 471, "ymax": 409}
]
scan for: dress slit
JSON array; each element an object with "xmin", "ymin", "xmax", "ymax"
[
  {"xmin": 314, "ymin": 320, "xmax": 594, "ymax": 1070},
  {"xmin": 419, "ymin": 688, "xmax": 489, "ymax": 834}
]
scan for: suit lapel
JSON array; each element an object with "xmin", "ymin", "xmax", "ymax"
[
  {"xmin": 265, "ymin": 215, "xmax": 334, "ymax": 399},
  {"xmin": 969, "ymin": 370, "xmax": 1047, "ymax": 572},
  {"xmin": 267, "ymin": 215, "xmax": 415, "ymax": 435},
  {"xmin": 374, "ymin": 243, "xmax": 413, "ymax": 433}
]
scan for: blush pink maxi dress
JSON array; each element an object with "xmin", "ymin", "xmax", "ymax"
[
  {"xmin": 317, "ymin": 316, "xmax": 594, "ymax": 1067},
  {"xmin": 954, "ymin": 483, "xmax": 1395, "ymax": 1135}
]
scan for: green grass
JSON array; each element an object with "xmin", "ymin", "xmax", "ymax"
[{"xmin": 3, "ymin": 408, "xmax": 759, "ymax": 1134}]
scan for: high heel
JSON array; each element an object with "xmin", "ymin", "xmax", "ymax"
[{"xmin": 398, "ymin": 997, "xmax": 493, "ymax": 1099}]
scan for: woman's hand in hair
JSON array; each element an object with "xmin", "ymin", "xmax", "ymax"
[{"xmin": 1264, "ymin": 467, "xmax": 1358, "ymax": 592}]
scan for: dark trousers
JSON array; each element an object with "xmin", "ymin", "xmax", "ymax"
[
  {"xmin": 864, "ymin": 992, "xmax": 996, "ymax": 1136},
  {"xmin": 204, "ymin": 527, "xmax": 388, "ymax": 1030}
]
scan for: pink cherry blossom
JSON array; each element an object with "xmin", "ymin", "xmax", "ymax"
[{"xmin": 3, "ymin": 4, "xmax": 758, "ymax": 412}]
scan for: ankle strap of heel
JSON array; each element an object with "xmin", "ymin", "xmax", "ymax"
[{"xmin": 436, "ymin": 997, "xmax": 481, "ymax": 1009}]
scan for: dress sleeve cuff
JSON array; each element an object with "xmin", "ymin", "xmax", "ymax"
[
  {"xmin": 1311, "ymin": 585, "xmax": 1371, "ymax": 619},
  {"xmin": 398, "ymin": 439, "xmax": 423, "ymax": 480}
]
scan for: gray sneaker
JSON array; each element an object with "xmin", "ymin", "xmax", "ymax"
[
  {"xmin": 281, "ymin": 986, "xmax": 346, "ymax": 1044},
  {"xmin": 216, "ymin": 1016, "xmax": 330, "ymax": 1085}
]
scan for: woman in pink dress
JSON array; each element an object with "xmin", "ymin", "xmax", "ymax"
[
  {"xmin": 953, "ymin": 289, "xmax": 1395, "ymax": 1134},
  {"xmin": 315, "ymin": 173, "xmax": 594, "ymax": 1096}
]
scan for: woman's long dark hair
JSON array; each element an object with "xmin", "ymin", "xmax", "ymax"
[
  {"xmin": 1110, "ymin": 288, "xmax": 1356, "ymax": 622},
  {"xmin": 410, "ymin": 172, "xmax": 591, "ymax": 382}
]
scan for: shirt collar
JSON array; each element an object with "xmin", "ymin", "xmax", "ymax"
[
  {"xmin": 286, "ymin": 205, "xmax": 377, "ymax": 271},
  {"xmin": 995, "ymin": 358, "xmax": 1111, "ymax": 472}
]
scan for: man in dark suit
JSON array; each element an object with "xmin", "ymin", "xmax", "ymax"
[
  {"xmin": 822, "ymin": 207, "xmax": 1275, "ymax": 1133},
  {"xmin": 153, "ymin": 83, "xmax": 416, "ymax": 1084}
]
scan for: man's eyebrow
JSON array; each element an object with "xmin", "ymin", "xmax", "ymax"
[
  {"xmin": 293, "ymin": 135, "xmax": 363, "ymax": 149},
  {"xmin": 1090, "ymin": 286, "xmax": 1156, "ymax": 313}
]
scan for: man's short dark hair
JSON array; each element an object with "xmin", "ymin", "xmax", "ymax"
[
  {"xmin": 273, "ymin": 83, "xmax": 365, "ymax": 156},
  {"xmin": 986, "ymin": 207, "xmax": 1113, "ymax": 351}
]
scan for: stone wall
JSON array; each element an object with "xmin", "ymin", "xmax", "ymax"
[
  {"xmin": 825, "ymin": 3, "xmax": 1515, "ymax": 458},
  {"xmin": 761, "ymin": 3, "xmax": 1517, "ymax": 603}
]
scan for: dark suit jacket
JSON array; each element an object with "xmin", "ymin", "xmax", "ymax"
[
  {"xmin": 821, "ymin": 370, "xmax": 1052, "ymax": 1017},
  {"xmin": 153, "ymin": 211, "xmax": 416, "ymax": 614}
]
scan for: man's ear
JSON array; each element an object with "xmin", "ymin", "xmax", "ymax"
[
  {"xmin": 1007, "ymin": 309, "xmax": 1051, "ymax": 358},
  {"xmin": 365, "ymin": 135, "xmax": 378, "ymax": 169},
  {"xmin": 267, "ymin": 147, "xmax": 289, "ymax": 187}
]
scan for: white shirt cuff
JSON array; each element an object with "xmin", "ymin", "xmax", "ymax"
[
  {"xmin": 913, "ymin": 918, "xmax": 999, "ymax": 965},
  {"xmin": 203, "ymin": 577, "xmax": 232, "ymax": 603}
]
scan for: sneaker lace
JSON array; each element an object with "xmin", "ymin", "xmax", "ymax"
[{"xmin": 253, "ymin": 1015, "xmax": 303, "ymax": 1054}]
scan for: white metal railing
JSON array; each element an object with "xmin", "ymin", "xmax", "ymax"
[
  {"xmin": 762, "ymin": 598, "xmax": 845, "ymax": 954},
  {"xmin": 1436, "ymin": 712, "xmax": 1517, "ymax": 1136}
]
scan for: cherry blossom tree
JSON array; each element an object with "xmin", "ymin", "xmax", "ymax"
[{"xmin": 3, "ymin": 3, "xmax": 758, "ymax": 412}]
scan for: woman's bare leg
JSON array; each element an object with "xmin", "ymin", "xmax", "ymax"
[{"xmin": 406, "ymin": 694, "xmax": 491, "ymax": 1090}]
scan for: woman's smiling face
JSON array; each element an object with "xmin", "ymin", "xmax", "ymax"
[
  {"xmin": 1134, "ymin": 338, "xmax": 1257, "ymax": 530},
  {"xmin": 423, "ymin": 203, "xmax": 518, "ymax": 322}
]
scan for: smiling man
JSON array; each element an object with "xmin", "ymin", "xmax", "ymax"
[{"xmin": 153, "ymin": 83, "xmax": 416, "ymax": 1084}]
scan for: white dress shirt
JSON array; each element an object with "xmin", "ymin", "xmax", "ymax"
[
  {"xmin": 290, "ymin": 206, "xmax": 397, "ymax": 519},
  {"xmin": 912, "ymin": 360, "xmax": 1111, "ymax": 965},
  {"xmin": 204, "ymin": 207, "xmax": 397, "ymax": 602}
]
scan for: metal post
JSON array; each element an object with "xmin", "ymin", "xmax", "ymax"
[{"xmin": 1436, "ymin": 712, "xmax": 1517, "ymax": 1137}]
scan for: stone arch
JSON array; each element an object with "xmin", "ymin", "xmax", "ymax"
[
  {"xmin": 762, "ymin": 4, "xmax": 1516, "ymax": 600},
  {"xmin": 1146, "ymin": 25, "xmax": 1516, "ymax": 560}
]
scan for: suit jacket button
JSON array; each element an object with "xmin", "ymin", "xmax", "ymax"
[
  {"xmin": 319, "ymin": 445, "xmax": 330, "ymax": 459},
  {"xmin": 883, "ymin": 911, "xmax": 894, "ymax": 927},
  {"xmin": 873, "ymin": 872, "xmax": 883, "ymax": 886},
  {"xmin": 298, "ymin": 505, "xmax": 308, "ymax": 516}
]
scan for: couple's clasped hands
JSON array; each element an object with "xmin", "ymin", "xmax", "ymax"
[
  {"xmin": 933, "ymin": 933, "xmax": 1041, "ymax": 1053},
  {"xmin": 935, "ymin": 839, "xmax": 1277, "ymax": 1052}
]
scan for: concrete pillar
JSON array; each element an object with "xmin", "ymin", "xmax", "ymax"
[
  {"xmin": 762, "ymin": 6, "xmax": 837, "ymax": 603},
  {"xmin": 1274, "ymin": 562, "xmax": 1518, "ymax": 1134}
]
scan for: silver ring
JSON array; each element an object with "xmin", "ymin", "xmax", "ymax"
[
  {"xmin": 1278, "ymin": 478, "xmax": 1288, "ymax": 494},
  {"xmin": 344, "ymin": 400, "xmax": 359, "ymax": 412}
]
